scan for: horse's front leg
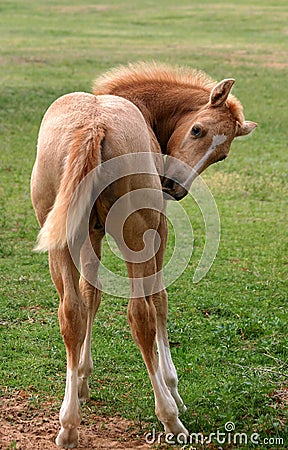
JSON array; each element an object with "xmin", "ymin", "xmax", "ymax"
[
  {"xmin": 127, "ymin": 261, "xmax": 188, "ymax": 437},
  {"xmin": 153, "ymin": 290, "xmax": 187, "ymax": 413},
  {"xmin": 78, "ymin": 229, "xmax": 103, "ymax": 402},
  {"xmin": 49, "ymin": 248, "xmax": 87, "ymax": 449},
  {"xmin": 153, "ymin": 215, "xmax": 186, "ymax": 412},
  {"xmin": 78, "ymin": 278, "xmax": 101, "ymax": 402}
]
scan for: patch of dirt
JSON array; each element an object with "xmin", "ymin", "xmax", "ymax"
[
  {"xmin": 271, "ymin": 387, "xmax": 288, "ymax": 406},
  {"xmin": 0, "ymin": 397, "xmax": 152, "ymax": 450}
]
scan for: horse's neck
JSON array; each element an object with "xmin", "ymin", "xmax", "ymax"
[{"xmin": 119, "ymin": 84, "xmax": 209, "ymax": 153}]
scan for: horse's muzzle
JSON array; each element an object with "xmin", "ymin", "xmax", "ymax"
[{"xmin": 161, "ymin": 176, "xmax": 188, "ymax": 201}]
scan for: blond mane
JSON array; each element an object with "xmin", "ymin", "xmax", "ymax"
[
  {"xmin": 93, "ymin": 61, "xmax": 244, "ymax": 124},
  {"xmin": 93, "ymin": 61, "xmax": 216, "ymax": 93}
]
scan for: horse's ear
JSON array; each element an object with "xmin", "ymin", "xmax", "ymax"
[
  {"xmin": 210, "ymin": 79, "xmax": 235, "ymax": 107},
  {"xmin": 235, "ymin": 120, "xmax": 258, "ymax": 137}
]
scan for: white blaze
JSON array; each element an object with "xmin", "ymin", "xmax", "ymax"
[{"xmin": 184, "ymin": 134, "xmax": 227, "ymax": 188}]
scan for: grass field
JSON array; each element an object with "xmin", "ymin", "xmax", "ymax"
[{"xmin": 1, "ymin": 0, "xmax": 287, "ymax": 448}]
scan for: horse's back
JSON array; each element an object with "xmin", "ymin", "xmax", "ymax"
[{"xmin": 36, "ymin": 92, "xmax": 152, "ymax": 165}]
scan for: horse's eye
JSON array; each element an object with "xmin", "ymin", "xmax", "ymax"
[
  {"xmin": 191, "ymin": 124, "xmax": 202, "ymax": 137},
  {"xmin": 217, "ymin": 155, "xmax": 227, "ymax": 162}
]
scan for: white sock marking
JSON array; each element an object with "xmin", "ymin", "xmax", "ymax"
[
  {"xmin": 60, "ymin": 367, "xmax": 81, "ymax": 429},
  {"xmin": 157, "ymin": 338, "xmax": 186, "ymax": 411}
]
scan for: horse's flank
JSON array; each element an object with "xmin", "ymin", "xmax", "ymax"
[{"xmin": 33, "ymin": 92, "xmax": 160, "ymax": 252}]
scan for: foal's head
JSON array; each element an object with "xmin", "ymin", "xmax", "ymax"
[{"xmin": 162, "ymin": 79, "xmax": 257, "ymax": 200}]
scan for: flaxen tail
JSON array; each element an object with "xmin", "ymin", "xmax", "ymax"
[{"xmin": 35, "ymin": 126, "xmax": 105, "ymax": 252}]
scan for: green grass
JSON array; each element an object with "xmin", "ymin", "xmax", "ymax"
[{"xmin": 1, "ymin": 0, "xmax": 287, "ymax": 448}]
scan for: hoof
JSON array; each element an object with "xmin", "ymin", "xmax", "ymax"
[
  {"xmin": 56, "ymin": 427, "xmax": 78, "ymax": 448},
  {"xmin": 165, "ymin": 418, "xmax": 189, "ymax": 437}
]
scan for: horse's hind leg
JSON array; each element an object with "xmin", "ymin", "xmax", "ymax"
[
  {"xmin": 49, "ymin": 247, "xmax": 87, "ymax": 449},
  {"xmin": 78, "ymin": 229, "xmax": 103, "ymax": 402}
]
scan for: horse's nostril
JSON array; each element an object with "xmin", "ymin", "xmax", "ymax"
[{"xmin": 162, "ymin": 176, "xmax": 175, "ymax": 190}]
